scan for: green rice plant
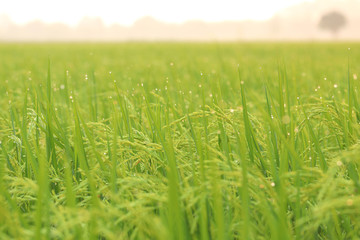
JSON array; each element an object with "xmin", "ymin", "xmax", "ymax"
[{"xmin": 0, "ymin": 42, "xmax": 359, "ymax": 239}]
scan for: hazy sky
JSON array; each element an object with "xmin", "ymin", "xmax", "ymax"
[{"xmin": 1, "ymin": 0, "xmax": 314, "ymax": 26}]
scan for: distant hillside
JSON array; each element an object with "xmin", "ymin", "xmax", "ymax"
[{"xmin": 0, "ymin": 0, "xmax": 359, "ymax": 41}]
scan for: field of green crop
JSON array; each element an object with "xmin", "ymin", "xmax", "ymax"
[{"xmin": 1, "ymin": 43, "xmax": 360, "ymax": 239}]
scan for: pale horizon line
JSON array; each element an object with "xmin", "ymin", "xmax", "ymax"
[{"xmin": 1, "ymin": 0, "xmax": 359, "ymax": 41}]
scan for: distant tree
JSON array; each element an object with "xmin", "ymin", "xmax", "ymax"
[{"xmin": 319, "ymin": 11, "xmax": 346, "ymax": 38}]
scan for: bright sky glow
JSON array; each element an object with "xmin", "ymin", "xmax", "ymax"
[{"xmin": 1, "ymin": 0, "xmax": 314, "ymax": 26}]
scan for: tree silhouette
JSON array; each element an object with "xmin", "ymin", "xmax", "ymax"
[{"xmin": 319, "ymin": 11, "xmax": 346, "ymax": 38}]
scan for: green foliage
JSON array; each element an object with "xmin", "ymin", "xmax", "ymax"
[{"xmin": 0, "ymin": 43, "xmax": 360, "ymax": 239}]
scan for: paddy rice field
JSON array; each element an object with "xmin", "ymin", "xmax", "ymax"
[{"xmin": 0, "ymin": 43, "xmax": 360, "ymax": 239}]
